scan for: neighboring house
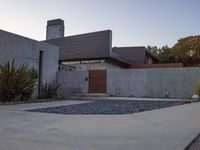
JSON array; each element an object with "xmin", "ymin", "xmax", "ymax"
[
  {"xmin": 44, "ymin": 19, "xmax": 158, "ymax": 71},
  {"xmin": 0, "ymin": 29, "xmax": 59, "ymax": 96}
]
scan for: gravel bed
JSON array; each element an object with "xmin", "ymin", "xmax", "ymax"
[{"xmin": 27, "ymin": 100, "xmax": 188, "ymax": 115}]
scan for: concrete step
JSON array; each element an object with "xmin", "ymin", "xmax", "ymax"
[
  {"xmin": 71, "ymin": 93, "xmax": 109, "ymax": 100},
  {"xmin": 71, "ymin": 95, "xmax": 191, "ymax": 102}
]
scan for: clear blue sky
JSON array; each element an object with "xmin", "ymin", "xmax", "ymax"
[{"xmin": 0, "ymin": 0, "xmax": 199, "ymax": 47}]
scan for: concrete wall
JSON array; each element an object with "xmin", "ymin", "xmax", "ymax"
[
  {"xmin": 107, "ymin": 68, "xmax": 200, "ymax": 99},
  {"xmin": 0, "ymin": 29, "xmax": 59, "ymax": 86},
  {"xmin": 57, "ymin": 68, "xmax": 200, "ymax": 99},
  {"xmin": 57, "ymin": 71, "xmax": 88, "ymax": 97}
]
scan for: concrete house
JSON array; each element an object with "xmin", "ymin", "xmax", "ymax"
[
  {"xmin": 0, "ymin": 18, "xmax": 198, "ymax": 99},
  {"xmin": 44, "ymin": 19, "xmax": 158, "ymax": 71},
  {"xmin": 0, "ymin": 18, "xmax": 158, "ymax": 97},
  {"xmin": 42, "ymin": 19, "xmax": 162, "ymax": 96}
]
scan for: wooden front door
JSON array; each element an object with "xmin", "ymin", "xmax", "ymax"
[{"xmin": 89, "ymin": 70, "xmax": 106, "ymax": 93}]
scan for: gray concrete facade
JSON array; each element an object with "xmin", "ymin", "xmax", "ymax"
[
  {"xmin": 107, "ymin": 68, "xmax": 200, "ymax": 99},
  {"xmin": 57, "ymin": 71, "xmax": 88, "ymax": 97},
  {"xmin": 0, "ymin": 29, "xmax": 59, "ymax": 94},
  {"xmin": 58, "ymin": 68, "xmax": 200, "ymax": 99}
]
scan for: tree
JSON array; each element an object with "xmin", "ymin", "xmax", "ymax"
[
  {"xmin": 149, "ymin": 35, "xmax": 200, "ymax": 66},
  {"xmin": 147, "ymin": 45, "xmax": 169, "ymax": 56},
  {"xmin": 170, "ymin": 36, "xmax": 200, "ymax": 66},
  {"xmin": 158, "ymin": 47, "xmax": 176, "ymax": 63},
  {"xmin": 158, "ymin": 36, "xmax": 200, "ymax": 66}
]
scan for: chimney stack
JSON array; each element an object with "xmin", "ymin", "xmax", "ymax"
[{"xmin": 46, "ymin": 19, "xmax": 64, "ymax": 40}]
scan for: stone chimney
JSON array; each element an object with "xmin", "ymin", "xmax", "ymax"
[{"xmin": 46, "ymin": 19, "xmax": 64, "ymax": 40}]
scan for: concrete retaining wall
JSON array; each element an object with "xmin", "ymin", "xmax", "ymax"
[
  {"xmin": 57, "ymin": 68, "xmax": 200, "ymax": 99},
  {"xmin": 107, "ymin": 68, "xmax": 200, "ymax": 99},
  {"xmin": 57, "ymin": 71, "xmax": 88, "ymax": 97}
]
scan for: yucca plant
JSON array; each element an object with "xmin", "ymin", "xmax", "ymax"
[
  {"xmin": 0, "ymin": 59, "xmax": 38, "ymax": 102},
  {"xmin": 39, "ymin": 80, "xmax": 60, "ymax": 99}
]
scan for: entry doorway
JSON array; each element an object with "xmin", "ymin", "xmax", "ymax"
[{"xmin": 89, "ymin": 70, "xmax": 107, "ymax": 93}]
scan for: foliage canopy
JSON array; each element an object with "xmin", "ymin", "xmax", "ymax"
[{"xmin": 148, "ymin": 35, "xmax": 200, "ymax": 66}]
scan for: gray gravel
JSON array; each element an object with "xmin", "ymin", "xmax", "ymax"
[{"xmin": 28, "ymin": 100, "xmax": 188, "ymax": 115}]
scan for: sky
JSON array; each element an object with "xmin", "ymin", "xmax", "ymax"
[{"xmin": 0, "ymin": 0, "xmax": 200, "ymax": 47}]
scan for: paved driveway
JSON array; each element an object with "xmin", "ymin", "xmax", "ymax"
[{"xmin": 0, "ymin": 100, "xmax": 200, "ymax": 150}]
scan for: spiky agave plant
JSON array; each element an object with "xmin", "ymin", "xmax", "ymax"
[
  {"xmin": 0, "ymin": 59, "xmax": 38, "ymax": 102},
  {"xmin": 15, "ymin": 67, "xmax": 38, "ymax": 100},
  {"xmin": 39, "ymin": 80, "xmax": 60, "ymax": 99}
]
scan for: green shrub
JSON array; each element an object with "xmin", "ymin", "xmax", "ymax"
[
  {"xmin": 0, "ymin": 59, "xmax": 38, "ymax": 102},
  {"xmin": 195, "ymin": 81, "xmax": 200, "ymax": 96},
  {"xmin": 39, "ymin": 80, "xmax": 60, "ymax": 99}
]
